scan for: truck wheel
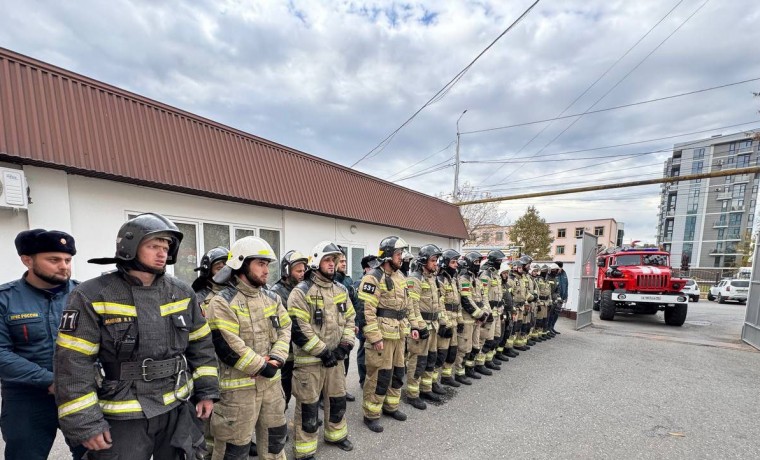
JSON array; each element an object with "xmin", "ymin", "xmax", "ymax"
[
  {"xmin": 707, "ymin": 293, "xmax": 715, "ymax": 301},
  {"xmin": 718, "ymin": 294, "xmax": 726, "ymax": 304},
  {"xmin": 665, "ymin": 303, "xmax": 687, "ymax": 326},
  {"xmin": 593, "ymin": 288, "xmax": 600, "ymax": 311},
  {"xmin": 599, "ymin": 290, "xmax": 615, "ymax": 321}
]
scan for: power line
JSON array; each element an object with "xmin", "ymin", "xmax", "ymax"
[
  {"xmin": 349, "ymin": 0, "xmax": 541, "ymax": 168},
  {"xmin": 393, "ymin": 157, "xmax": 455, "ymax": 182},
  {"xmin": 476, "ymin": 0, "xmax": 687, "ymax": 185},
  {"xmin": 386, "ymin": 140, "xmax": 455, "ymax": 181},
  {"xmin": 485, "ymin": 0, "xmax": 711, "ymax": 187},
  {"xmin": 461, "ymin": 77, "xmax": 760, "ymax": 136}
]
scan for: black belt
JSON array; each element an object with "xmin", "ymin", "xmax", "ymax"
[
  {"xmin": 489, "ymin": 301, "xmax": 499, "ymax": 307},
  {"xmin": 376, "ymin": 308, "xmax": 407, "ymax": 320},
  {"xmin": 539, "ymin": 295, "xmax": 549, "ymax": 300},
  {"xmin": 102, "ymin": 355, "xmax": 187, "ymax": 382},
  {"xmin": 421, "ymin": 311, "xmax": 439, "ymax": 321},
  {"xmin": 444, "ymin": 303, "xmax": 458, "ymax": 312}
]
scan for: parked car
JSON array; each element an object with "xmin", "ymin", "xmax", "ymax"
[
  {"xmin": 707, "ymin": 279, "xmax": 749, "ymax": 304},
  {"xmin": 681, "ymin": 279, "xmax": 700, "ymax": 302}
]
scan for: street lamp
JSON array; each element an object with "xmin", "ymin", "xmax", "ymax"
[{"xmin": 454, "ymin": 109, "xmax": 468, "ymax": 202}]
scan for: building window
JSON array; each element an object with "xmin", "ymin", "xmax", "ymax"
[
  {"xmin": 575, "ymin": 227, "xmax": 584, "ymax": 237},
  {"xmin": 174, "ymin": 222, "xmax": 199, "ymax": 286},
  {"xmin": 737, "ymin": 154, "xmax": 750, "ymax": 168},
  {"xmin": 203, "ymin": 223, "xmax": 231, "ymax": 251},
  {"xmin": 495, "ymin": 232, "xmax": 504, "ymax": 241},
  {"xmin": 259, "ymin": 229, "xmax": 282, "ymax": 285},
  {"xmin": 694, "ymin": 148, "xmax": 705, "ymax": 159},
  {"xmin": 729, "ymin": 213, "xmax": 743, "ymax": 226},
  {"xmin": 594, "ymin": 226, "xmax": 604, "ymax": 237},
  {"xmin": 556, "ymin": 245, "xmax": 565, "ymax": 255},
  {"xmin": 683, "ymin": 216, "xmax": 696, "ymax": 241},
  {"xmin": 557, "ymin": 228, "xmax": 566, "ymax": 238},
  {"xmin": 482, "ymin": 233, "xmax": 491, "ymax": 242},
  {"xmin": 573, "ymin": 245, "xmax": 577, "ymax": 254},
  {"xmin": 717, "ymin": 228, "xmax": 725, "ymax": 239},
  {"xmin": 691, "ymin": 160, "xmax": 703, "ymax": 174},
  {"xmin": 350, "ymin": 247, "xmax": 365, "ymax": 280}
]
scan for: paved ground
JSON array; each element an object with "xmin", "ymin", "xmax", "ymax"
[{"xmin": 15, "ymin": 299, "xmax": 760, "ymax": 459}]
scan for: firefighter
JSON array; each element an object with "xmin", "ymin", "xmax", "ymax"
[
  {"xmin": 334, "ymin": 246, "xmax": 359, "ymax": 402},
  {"xmin": 400, "ymin": 250, "xmax": 414, "ymax": 277},
  {"xmin": 544, "ymin": 264, "xmax": 559, "ymax": 338},
  {"xmin": 436, "ymin": 249, "xmax": 461, "ymax": 387},
  {"xmin": 206, "ymin": 236, "xmax": 290, "ymax": 460},
  {"xmin": 454, "ymin": 252, "xmax": 489, "ymax": 382},
  {"xmin": 270, "ymin": 249, "xmax": 309, "ymax": 408},
  {"xmin": 192, "ymin": 246, "xmax": 230, "ymax": 315},
  {"xmin": 54, "ymin": 213, "xmax": 219, "ymax": 460},
  {"xmin": 510, "ymin": 258, "xmax": 531, "ymax": 352},
  {"xmin": 497, "ymin": 260, "xmax": 519, "ymax": 359},
  {"xmin": 358, "ymin": 236, "xmax": 411, "ymax": 433},
  {"xmin": 477, "ymin": 250, "xmax": 507, "ymax": 371},
  {"xmin": 536, "ymin": 264, "xmax": 553, "ymax": 340},
  {"xmin": 404, "ymin": 244, "xmax": 445, "ymax": 410},
  {"xmin": 527, "ymin": 263, "xmax": 542, "ymax": 345},
  {"xmin": 0, "ymin": 229, "xmax": 86, "ymax": 460}
]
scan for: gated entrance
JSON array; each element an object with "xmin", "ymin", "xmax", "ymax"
[
  {"xmin": 741, "ymin": 242, "xmax": 760, "ymax": 350},
  {"xmin": 573, "ymin": 232, "xmax": 597, "ymax": 330}
]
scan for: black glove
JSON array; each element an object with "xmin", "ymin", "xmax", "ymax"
[
  {"xmin": 418, "ymin": 327, "xmax": 430, "ymax": 340},
  {"xmin": 437, "ymin": 325, "xmax": 450, "ymax": 338},
  {"xmin": 537, "ymin": 305, "xmax": 542, "ymax": 312},
  {"xmin": 456, "ymin": 323, "xmax": 464, "ymax": 334},
  {"xmin": 444, "ymin": 326, "xmax": 454, "ymax": 338},
  {"xmin": 486, "ymin": 313, "xmax": 495, "ymax": 323},
  {"xmin": 258, "ymin": 362, "xmax": 278, "ymax": 378},
  {"xmin": 332, "ymin": 342, "xmax": 353, "ymax": 361},
  {"xmin": 319, "ymin": 349, "xmax": 338, "ymax": 368}
]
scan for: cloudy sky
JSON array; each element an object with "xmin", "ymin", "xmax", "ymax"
[{"xmin": 2, "ymin": 0, "xmax": 759, "ymax": 241}]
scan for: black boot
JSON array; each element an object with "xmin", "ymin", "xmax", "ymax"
[
  {"xmin": 407, "ymin": 397, "xmax": 427, "ymax": 410},
  {"xmin": 506, "ymin": 348, "xmax": 519, "ymax": 357},
  {"xmin": 527, "ymin": 339, "xmax": 537, "ymax": 346},
  {"xmin": 495, "ymin": 352, "xmax": 510, "ymax": 362},
  {"xmin": 552, "ymin": 329, "xmax": 561, "ymax": 334},
  {"xmin": 514, "ymin": 344, "xmax": 529, "ymax": 351},
  {"xmin": 345, "ymin": 391, "xmax": 356, "ymax": 401},
  {"xmin": 454, "ymin": 374, "xmax": 472, "ymax": 385},
  {"xmin": 465, "ymin": 366, "xmax": 481, "ymax": 379},
  {"xmin": 364, "ymin": 417, "xmax": 384, "ymax": 433},
  {"xmin": 326, "ymin": 438, "xmax": 354, "ymax": 451},
  {"xmin": 431, "ymin": 382, "xmax": 447, "ymax": 395},
  {"xmin": 485, "ymin": 361, "xmax": 501, "ymax": 371},
  {"xmin": 441, "ymin": 376, "xmax": 461, "ymax": 387},
  {"xmin": 249, "ymin": 441, "xmax": 257, "ymax": 457},
  {"xmin": 474, "ymin": 364, "xmax": 493, "ymax": 376},
  {"xmin": 420, "ymin": 391, "xmax": 442, "ymax": 402},
  {"xmin": 382, "ymin": 408, "xmax": 407, "ymax": 421},
  {"xmin": 492, "ymin": 356, "xmax": 503, "ymax": 365}
]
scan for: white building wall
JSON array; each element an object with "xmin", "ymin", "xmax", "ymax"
[{"xmin": 0, "ymin": 167, "xmax": 461, "ymax": 284}]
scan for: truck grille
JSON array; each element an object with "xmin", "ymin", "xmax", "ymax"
[{"xmin": 636, "ymin": 274, "xmax": 668, "ymax": 289}]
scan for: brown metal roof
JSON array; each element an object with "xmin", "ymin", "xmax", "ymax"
[{"xmin": 0, "ymin": 48, "xmax": 467, "ymax": 240}]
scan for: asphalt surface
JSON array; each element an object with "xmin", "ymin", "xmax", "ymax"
[{"xmin": 13, "ymin": 299, "xmax": 760, "ymax": 459}]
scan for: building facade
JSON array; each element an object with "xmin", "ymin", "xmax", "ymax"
[
  {"xmin": 466, "ymin": 218, "xmax": 624, "ymax": 263},
  {"xmin": 656, "ymin": 131, "xmax": 760, "ymax": 268},
  {"xmin": 0, "ymin": 48, "xmax": 467, "ymax": 284}
]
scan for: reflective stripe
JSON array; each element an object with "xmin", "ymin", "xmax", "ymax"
[
  {"xmin": 385, "ymin": 395, "xmax": 400, "ymax": 405},
  {"xmin": 345, "ymin": 304, "xmax": 356, "ymax": 318},
  {"xmin": 408, "ymin": 292, "xmax": 421, "ymax": 301},
  {"xmin": 272, "ymin": 340, "xmax": 289, "ymax": 354},
  {"xmin": 193, "ymin": 366, "xmax": 218, "ymax": 379},
  {"xmin": 208, "ymin": 318, "xmax": 240, "ymax": 335},
  {"xmin": 235, "ymin": 349, "xmax": 256, "ymax": 371},
  {"xmin": 189, "ymin": 322, "xmax": 211, "ymax": 341},
  {"xmin": 289, "ymin": 308, "xmax": 311, "ymax": 322},
  {"xmin": 58, "ymin": 392, "xmax": 98, "ymax": 418},
  {"xmin": 357, "ymin": 292, "xmax": 378, "ymax": 306},
  {"xmin": 421, "ymin": 282, "xmax": 431, "ymax": 289},
  {"xmin": 421, "ymin": 378, "xmax": 433, "ymax": 386},
  {"xmin": 231, "ymin": 303, "xmax": 250, "ymax": 317},
  {"xmin": 441, "ymin": 367, "xmax": 453, "ymax": 377},
  {"xmin": 306, "ymin": 296, "xmax": 325, "ymax": 307},
  {"xmin": 333, "ymin": 293, "xmax": 348, "ymax": 303},
  {"xmin": 221, "ymin": 377, "xmax": 256, "ymax": 390},
  {"xmin": 160, "ymin": 298, "xmax": 190, "ymax": 316},
  {"xmin": 57, "ymin": 333, "xmax": 100, "ymax": 356},
  {"xmin": 100, "ymin": 399, "xmax": 143, "ymax": 415},
  {"xmin": 163, "ymin": 380, "xmax": 194, "ymax": 405},
  {"xmin": 363, "ymin": 323, "xmax": 379, "ymax": 332},
  {"xmin": 295, "ymin": 440, "xmax": 318, "ymax": 454},
  {"xmin": 263, "ymin": 304, "xmax": 277, "ymax": 317},
  {"xmin": 279, "ymin": 313, "xmax": 292, "ymax": 328},
  {"xmin": 294, "ymin": 355, "xmax": 322, "ymax": 365},
  {"xmin": 406, "ymin": 384, "xmax": 419, "ymax": 392},
  {"xmin": 302, "ymin": 336, "xmax": 320, "ymax": 353},
  {"xmin": 91, "ymin": 302, "xmax": 137, "ymax": 317},
  {"xmin": 363, "ymin": 400, "xmax": 382, "ymax": 415},
  {"xmin": 324, "ymin": 424, "xmax": 348, "ymax": 442}
]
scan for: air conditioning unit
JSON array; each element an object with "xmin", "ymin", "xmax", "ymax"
[{"xmin": 0, "ymin": 167, "xmax": 29, "ymax": 210}]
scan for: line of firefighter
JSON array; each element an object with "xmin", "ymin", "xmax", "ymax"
[{"xmin": 45, "ymin": 212, "xmax": 565, "ymax": 460}]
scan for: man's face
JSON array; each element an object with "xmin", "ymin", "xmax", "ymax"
[
  {"xmin": 22, "ymin": 252, "xmax": 72, "ymax": 286},
  {"xmin": 210, "ymin": 260, "xmax": 226, "ymax": 277},
  {"xmin": 425, "ymin": 255, "xmax": 438, "ymax": 272},
  {"xmin": 320, "ymin": 255, "xmax": 336, "ymax": 276},
  {"xmin": 290, "ymin": 261, "xmax": 306, "ymax": 282},
  {"xmin": 448, "ymin": 259, "xmax": 458, "ymax": 270},
  {"xmin": 336, "ymin": 255, "xmax": 347, "ymax": 274},
  {"xmin": 390, "ymin": 250, "xmax": 404, "ymax": 270},
  {"xmin": 245, "ymin": 258, "xmax": 270, "ymax": 287},
  {"xmin": 136, "ymin": 237, "xmax": 170, "ymax": 271}
]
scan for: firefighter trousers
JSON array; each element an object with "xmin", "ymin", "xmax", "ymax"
[
  {"xmin": 436, "ymin": 333, "xmax": 457, "ymax": 379},
  {"xmin": 292, "ymin": 362, "xmax": 348, "ymax": 459},
  {"xmin": 405, "ymin": 327, "xmax": 437, "ymax": 397},
  {"xmin": 454, "ymin": 323, "xmax": 479, "ymax": 376},
  {"xmin": 363, "ymin": 338, "xmax": 405, "ymax": 419},
  {"xmin": 476, "ymin": 319, "xmax": 496, "ymax": 365},
  {"xmin": 211, "ymin": 384, "xmax": 287, "ymax": 460}
]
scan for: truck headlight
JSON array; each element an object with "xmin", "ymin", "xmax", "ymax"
[
  {"xmin": 677, "ymin": 296, "xmax": 686, "ymax": 302},
  {"xmin": 618, "ymin": 294, "xmax": 627, "ymax": 300}
]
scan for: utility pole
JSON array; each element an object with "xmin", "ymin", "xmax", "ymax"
[{"xmin": 454, "ymin": 109, "xmax": 467, "ymax": 201}]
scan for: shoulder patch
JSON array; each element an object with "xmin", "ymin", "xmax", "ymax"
[
  {"xmin": 59, "ymin": 310, "xmax": 79, "ymax": 332},
  {"xmin": 361, "ymin": 283, "xmax": 377, "ymax": 294}
]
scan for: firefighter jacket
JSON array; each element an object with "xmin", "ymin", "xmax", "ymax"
[
  {"xmin": 195, "ymin": 280, "xmax": 226, "ymax": 317},
  {"xmin": 358, "ymin": 267, "xmax": 409, "ymax": 344},
  {"xmin": 54, "ymin": 270, "xmax": 219, "ymax": 445},
  {"xmin": 547, "ymin": 274, "xmax": 560, "ymax": 302},
  {"xmin": 270, "ymin": 277, "xmax": 297, "ymax": 306},
  {"xmin": 537, "ymin": 275, "xmax": 552, "ymax": 306},
  {"xmin": 507, "ymin": 273, "xmax": 528, "ymax": 308},
  {"xmin": 0, "ymin": 274, "xmax": 78, "ymax": 397},
  {"xmin": 334, "ymin": 271, "xmax": 359, "ymax": 312},
  {"xmin": 523, "ymin": 274, "xmax": 537, "ymax": 303},
  {"xmin": 436, "ymin": 271, "xmax": 459, "ymax": 330},
  {"xmin": 288, "ymin": 271, "xmax": 356, "ymax": 367},
  {"xmin": 457, "ymin": 271, "xmax": 487, "ymax": 324},
  {"xmin": 406, "ymin": 270, "xmax": 445, "ymax": 332},
  {"xmin": 480, "ymin": 265, "xmax": 503, "ymax": 310},
  {"xmin": 207, "ymin": 277, "xmax": 291, "ymax": 393}
]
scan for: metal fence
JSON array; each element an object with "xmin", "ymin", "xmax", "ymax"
[{"xmin": 741, "ymin": 246, "xmax": 760, "ymax": 350}]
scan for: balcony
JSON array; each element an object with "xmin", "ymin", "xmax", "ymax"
[
  {"xmin": 661, "ymin": 234, "xmax": 673, "ymax": 242},
  {"xmin": 734, "ymin": 173, "xmax": 750, "ymax": 183},
  {"xmin": 666, "ymin": 207, "xmax": 676, "ymax": 217},
  {"xmin": 715, "ymin": 192, "xmax": 731, "ymax": 201},
  {"xmin": 671, "ymin": 157, "xmax": 682, "ymax": 165},
  {"xmin": 730, "ymin": 204, "xmax": 745, "ymax": 212},
  {"xmin": 713, "ymin": 221, "xmax": 728, "ymax": 228},
  {"xmin": 710, "ymin": 248, "xmax": 724, "ymax": 255},
  {"xmin": 737, "ymin": 146, "xmax": 753, "ymax": 154}
]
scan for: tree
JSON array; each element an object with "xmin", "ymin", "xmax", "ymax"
[
  {"xmin": 451, "ymin": 182, "xmax": 509, "ymax": 245},
  {"xmin": 508, "ymin": 206, "xmax": 553, "ymax": 259},
  {"xmin": 736, "ymin": 230, "xmax": 753, "ymax": 267}
]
